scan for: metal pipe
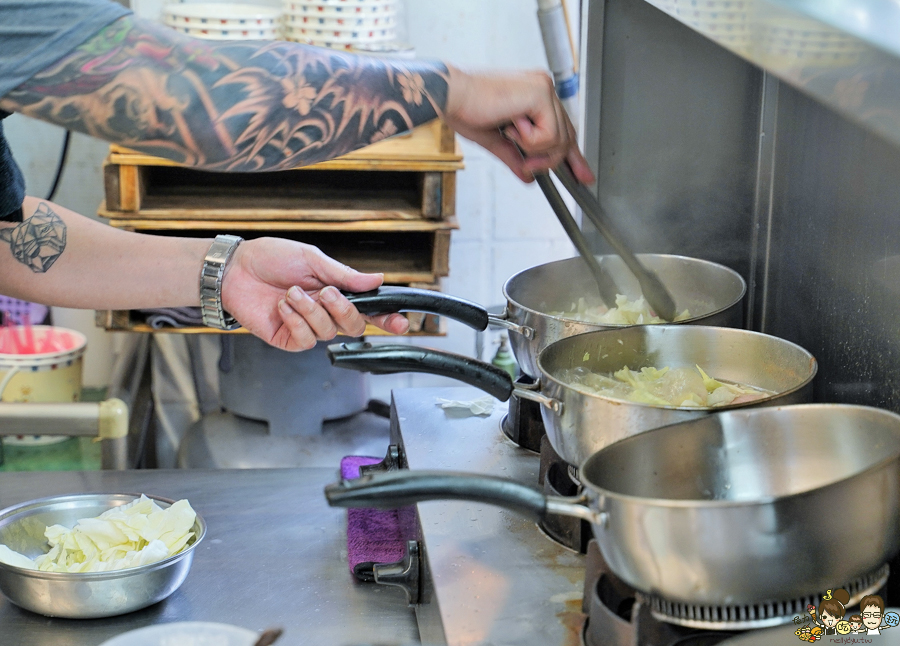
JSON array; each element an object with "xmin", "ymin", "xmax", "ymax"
[
  {"xmin": 0, "ymin": 398, "xmax": 129, "ymax": 470},
  {"xmin": 0, "ymin": 403, "xmax": 103, "ymax": 437}
]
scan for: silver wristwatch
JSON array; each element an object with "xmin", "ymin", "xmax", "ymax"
[{"xmin": 200, "ymin": 234, "xmax": 243, "ymax": 330}]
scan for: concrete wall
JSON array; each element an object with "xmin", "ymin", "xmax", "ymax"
[{"xmin": 3, "ymin": 0, "xmax": 575, "ymax": 396}]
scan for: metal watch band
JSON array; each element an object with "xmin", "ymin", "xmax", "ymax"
[{"xmin": 200, "ymin": 234, "xmax": 243, "ymax": 330}]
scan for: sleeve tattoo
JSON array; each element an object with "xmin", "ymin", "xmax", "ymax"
[
  {"xmin": 0, "ymin": 17, "xmax": 449, "ymax": 171},
  {"xmin": 0, "ymin": 202, "xmax": 67, "ymax": 273}
]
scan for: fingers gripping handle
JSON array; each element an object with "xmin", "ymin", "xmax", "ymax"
[
  {"xmin": 324, "ymin": 470, "xmax": 549, "ymax": 523},
  {"xmin": 344, "ymin": 287, "xmax": 490, "ymax": 331},
  {"xmin": 327, "ymin": 342, "xmax": 514, "ymax": 401}
]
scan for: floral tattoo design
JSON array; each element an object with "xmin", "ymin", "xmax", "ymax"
[
  {"xmin": 1, "ymin": 17, "xmax": 448, "ymax": 171},
  {"xmin": 0, "ymin": 202, "xmax": 67, "ymax": 273}
]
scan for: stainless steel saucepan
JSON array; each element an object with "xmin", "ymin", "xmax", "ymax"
[
  {"xmin": 328, "ymin": 325, "xmax": 817, "ymax": 467},
  {"xmin": 326, "ymin": 404, "xmax": 900, "ymax": 606},
  {"xmin": 347, "ymin": 254, "xmax": 746, "ymax": 378}
]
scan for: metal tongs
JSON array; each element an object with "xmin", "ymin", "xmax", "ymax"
[
  {"xmin": 506, "ymin": 130, "xmax": 677, "ymax": 321},
  {"xmin": 552, "ymin": 162, "xmax": 677, "ymax": 321}
]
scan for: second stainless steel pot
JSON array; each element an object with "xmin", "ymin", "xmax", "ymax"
[
  {"xmin": 347, "ymin": 254, "xmax": 746, "ymax": 378},
  {"xmin": 326, "ymin": 404, "xmax": 900, "ymax": 607},
  {"xmin": 328, "ymin": 325, "xmax": 817, "ymax": 466}
]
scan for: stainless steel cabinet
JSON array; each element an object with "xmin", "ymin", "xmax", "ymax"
[{"xmin": 580, "ymin": 0, "xmax": 900, "ymax": 410}]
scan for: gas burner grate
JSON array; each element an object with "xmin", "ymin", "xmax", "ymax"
[{"xmin": 647, "ymin": 564, "xmax": 889, "ymax": 631}]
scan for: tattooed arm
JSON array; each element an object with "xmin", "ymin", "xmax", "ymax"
[
  {"xmin": 0, "ymin": 16, "xmax": 592, "ymax": 181},
  {"xmin": 0, "ymin": 197, "xmax": 408, "ymax": 351},
  {"xmin": 0, "ymin": 16, "xmax": 444, "ymax": 171}
]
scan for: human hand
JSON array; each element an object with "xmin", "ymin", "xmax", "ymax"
[
  {"xmin": 221, "ymin": 237, "xmax": 409, "ymax": 351},
  {"xmin": 443, "ymin": 65, "xmax": 594, "ymax": 184}
]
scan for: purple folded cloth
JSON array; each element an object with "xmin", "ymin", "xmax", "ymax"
[{"xmin": 341, "ymin": 456, "xmax": 412, "ymax": 580}]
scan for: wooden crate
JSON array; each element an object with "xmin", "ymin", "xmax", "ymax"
[
  {"xmin": 97, "ymin": 120, "xmax": 460, "ymax": 337},
  {"xmin": 103, "ymin": 121, "xmax": 463, "ymax": 220}
]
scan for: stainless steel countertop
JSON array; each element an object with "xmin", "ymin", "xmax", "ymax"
[
  {"xmin": 391, "ymin": 388, "xmax": 586, "ymax": 646},
  {"xmin": 0, "ymin": 468, "xmax": 419, "ymax": 645}
]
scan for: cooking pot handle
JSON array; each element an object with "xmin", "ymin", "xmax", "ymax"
[
  {"xmin": 326, "ymin": 470, "xmax": 598, "ymax": 524},
  {"xmin": 344, "ymin": 287, "xmax": 489, "ymax": 331},
  {"xmin": 327, "ymin": 342, "xmax": 514, "ymax": 401},
  {"xmin": 326, "ymin": 470, "xmax": 550, "ymax": 523}
]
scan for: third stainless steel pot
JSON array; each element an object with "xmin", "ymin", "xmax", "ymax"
[
  {"xmin": 328, "ymin": 325, "xmax": 817, "ymax": 466},
  {"xmin": 325, "ymin": 404, "xmax": 900, "ymax": 607}
]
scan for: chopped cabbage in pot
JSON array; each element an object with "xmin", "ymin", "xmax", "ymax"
[
  {"xmin": 0, "ymin": 495, "xmax": 196, "ymax": 573},
  {"xmin": 551, "ymin": 294, "xmax": 692, "ymax": 325},
  {"xmin": 557, "ymin": 364, "xmax": 771, "ymax": 408}
]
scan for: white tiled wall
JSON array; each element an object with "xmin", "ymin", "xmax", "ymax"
[
  {"xmin": 5, "ymin": 0, "xmax": 576, "ymax": 395},
  {"xmin": 367, "ymin": 0, "xmax": 576, "ymax": 399}
]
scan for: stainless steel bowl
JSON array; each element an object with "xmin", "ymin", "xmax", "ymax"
[{"xmin": 0, "ymin": 493, "xmax": 206, "ymax": 618}]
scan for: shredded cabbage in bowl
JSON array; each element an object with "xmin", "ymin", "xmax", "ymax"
[
  {"xmin": 0, "ymin": 495, "xmax": 197, "ymax": 573},
  {"xmin": 557, "ymin": 364, "xmax": 771, "ymax": 408},
  {"xmin": 551, "ymin": 294, "xmax": 692, "ymax": 325}
]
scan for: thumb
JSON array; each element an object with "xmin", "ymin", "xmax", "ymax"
[{"xmin": 305, "ymin": 249, "xmax": 384, "ymax": 293}]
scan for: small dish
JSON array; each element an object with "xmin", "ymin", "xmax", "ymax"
[{"xmin": 98, "ymin": 622, "xmax": 258, "ymax": 646}]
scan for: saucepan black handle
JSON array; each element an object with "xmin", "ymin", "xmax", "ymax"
[
  {"xmin": 325, "ymin": 470, "xmax": 548, "ymax": 523},
  {"xmin": 327, "ymin": 342, "xmax": 514, "ymax": 401},
  {"xmin": 344, "ymin": 286, "xmax": 489, "ymax": 331}
]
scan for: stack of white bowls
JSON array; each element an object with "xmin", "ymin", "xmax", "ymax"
[
  {"xmin": 281, "ymin": 0, "xmax": 398, "ymax": 51},
  {"xmin": 163, "ymin": 3, "xmax": 281, "ymax": 40}
]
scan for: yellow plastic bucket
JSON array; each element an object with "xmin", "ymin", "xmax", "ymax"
[{"xmin": 0, "ymin": 326, "xmax": 87, "ymax": 446}]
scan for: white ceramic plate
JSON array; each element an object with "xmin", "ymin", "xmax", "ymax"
[
  {"xmin": 283, "ymin": 26, "xmax": 396, "ymax": 42},
  {"xmin": 99, "ymin": 622, "xmax": 259, "ymax": 646},
  {"xmin": 164, "ymin": 15, "xmax": 279, "ymax": 28},
  {"xmin": 164, "ymin": 3, "xmax": 280, "ymax": 21},
  {"xmin": 282, "ymin": 13, "xmax": 395, "ymax": 27},
  {"xmin": 283, "ymin": 5, "xmax": 395, "ymax": 18},
  {"xmin": 285, "ymin": 0, "xmax": 394, "ymax": 5},
  {"xmin": 283, "ymin": 35, "xmax": 355, "ymax": 49},
  {"xmin": 166, "ymin": 24, "xmax": 279, "ymax": 39}
]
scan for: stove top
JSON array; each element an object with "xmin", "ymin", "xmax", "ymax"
[
  {"xmin": 390, "ymin": 387, "xmax": 900, "ymax": 646},
  {"xmin": 391, "ymin": 387, "xmax": 586, "ymax": 646}
]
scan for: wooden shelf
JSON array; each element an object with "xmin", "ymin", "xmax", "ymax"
[
  {"xmin": 100, "ymin": 323, "xmax": 441, "ymax": 337},
  {"xmin": 101, "ymin": 209, "xmax": 458, "ymax": 231},
  {"xmin": 97, "ymin": 121, "xmax": 460, "ymax": 337},
  {"xmin": 105, "ymin": 161, "xmax": 459, "ymax": 220},
  {"xmin": 108, "ymin": 120, "xmax": 463, "ymax": 171},
  {"xmin": 103, "ymin": 215, "xmax": 454, "ymax": 285}
]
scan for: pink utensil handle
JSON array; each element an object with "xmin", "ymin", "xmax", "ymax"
[
  {"xmin": 22, "ymin": 314, "xmax": 34, "ymax": 353},
  {"xmin": 5, "ymin": 314, "xmax": 23, "ymax": 353},
  {"xmin": 38, "ymin": 327, "xmax": 57, "ymax": 353}
]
